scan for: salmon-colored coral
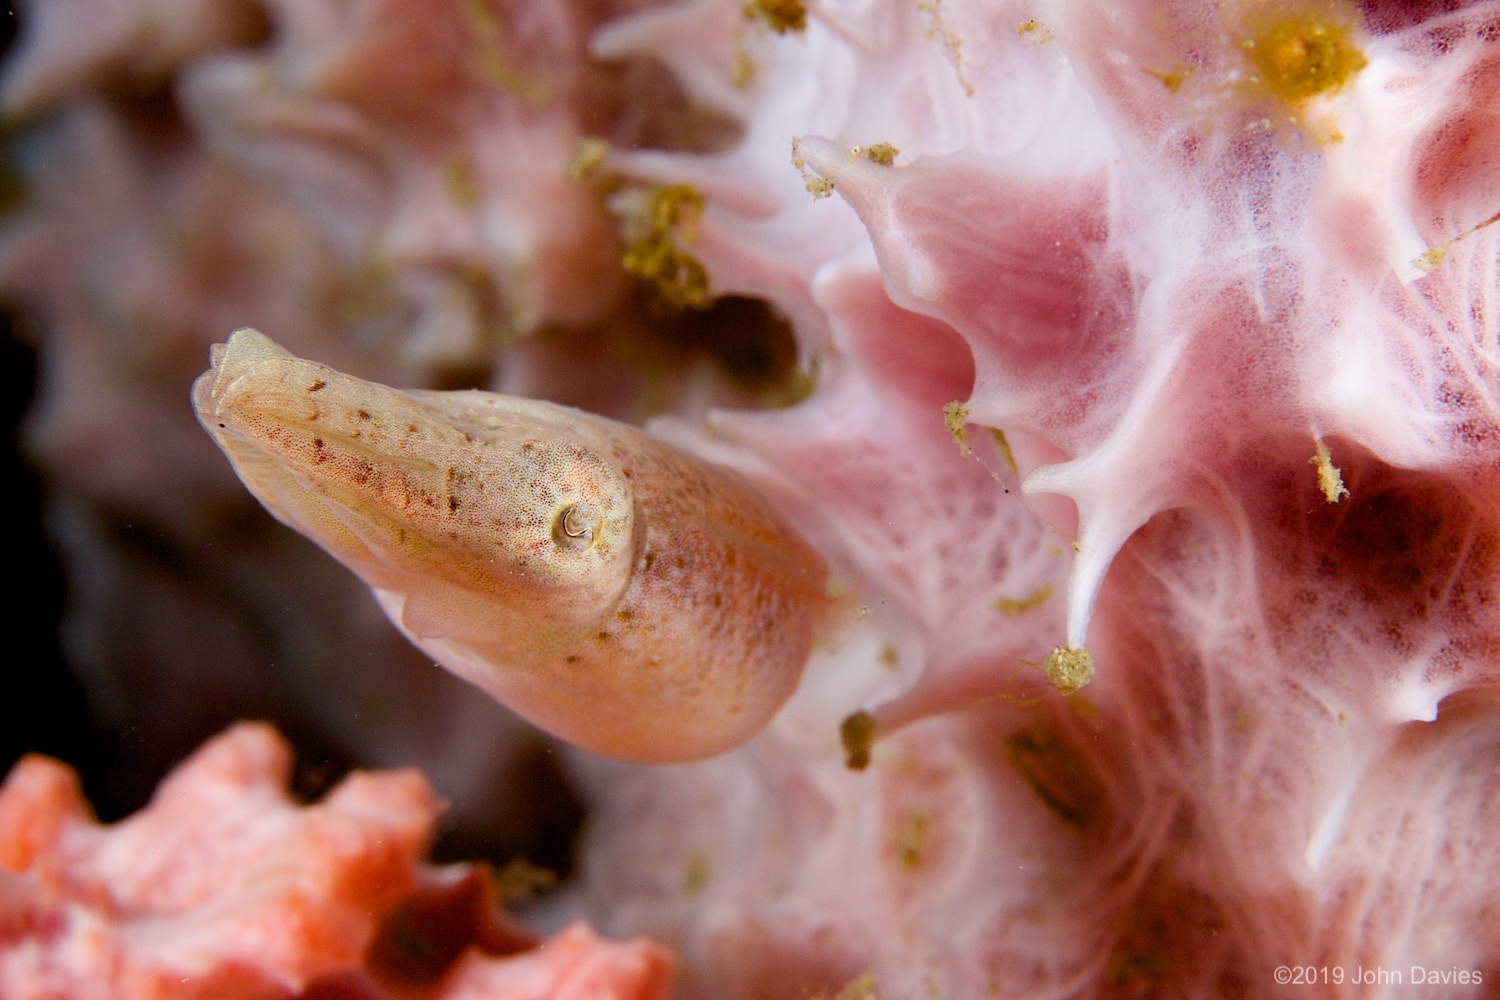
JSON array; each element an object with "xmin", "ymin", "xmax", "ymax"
[{"xmin": 0, "ymin": 724, "xmax": 674, "ymax": 1000}]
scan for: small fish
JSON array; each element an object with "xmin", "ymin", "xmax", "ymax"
[{"xmin": 193, "ymin": 329, "xmax": 829, "ymax": 762}]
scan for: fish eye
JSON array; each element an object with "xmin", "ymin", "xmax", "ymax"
[{"xmin": 552, "ymin": 503, "xmax": 598, "ymax": 550}]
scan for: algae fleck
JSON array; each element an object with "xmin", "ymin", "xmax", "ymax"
[
  {"xmin": 943, "ymin": 400, "xmax": 973, "ymax": 456},
  {"xmin": 894, "ymin": 811, "xmax": 932, "ymax": 870},
  {"xmin": 1016, "ymin": 19, "xmax": 1054, "ymax": 44},
  {"xmin": 1142, "ymin": 66, "xmax": 1192, "ymax": 92},
  {"xmin": 919, "ymin": 0, "xmax": 975, "ymax": 96},
  {"xmin": 744, "ymin": 0, "xmax": 807, "ymax": 33},
  {"xmin": 621, "ymin": 185, "xmax": 711, "ymax": 310},
  {"xmin": 1043, "ymin": 646, "xmax": 1095, "ymax": 695},
  {"xmin": 850, "ymin": 142, "xmax": 899, "ymax": 166},
  {"xmin": 814, "ymin": 972, "xmax": 881, "ymax": 1000},
  {"xmin": 564, "ymin": 137, "xmax": 611, "ymax": 183},
  {"xmin": 1241, "ymin": 12, "xmax": 1366, "ymax": 102},
  {"xmin": 790, "ymin": 138, "xmax": 836, "ymax": 199},
  {"xmin": 994, "ymin": 583, "xmax": 1053, "ymax": 615},
  {"xmin": 1311, "ymin": 438, "xmax": 1349, "ymax": 503}
]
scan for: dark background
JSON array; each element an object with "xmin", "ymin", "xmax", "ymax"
[{"xmin": 0, "ymin": 310, "xmax": 108, "ymax": 794}]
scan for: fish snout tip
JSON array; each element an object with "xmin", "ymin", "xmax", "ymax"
[{"xmin": 195, "ymin": 327, "xmax": 282, "ymax": 418}]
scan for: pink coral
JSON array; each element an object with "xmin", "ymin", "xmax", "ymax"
[
  {"xmin": 572, "ymin": 0, "xmax": 1500, "ymax": 995},
  {"xmin": 0, "ymin": 723, "xmax": 673, "ymax": 999}
]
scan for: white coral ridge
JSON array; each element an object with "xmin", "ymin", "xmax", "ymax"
[{"xmin": 5, "ymin": 0, "xmax": 1500, "ymax": 996}]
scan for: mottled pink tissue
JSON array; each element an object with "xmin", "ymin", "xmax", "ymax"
[{"xmin": 581, "ymin": 1, "xmax": 1500, "ymax": 996}]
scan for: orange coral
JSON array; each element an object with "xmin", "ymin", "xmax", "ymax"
[{"xmin": 0, "ymin": 723, "xmax": 674, "ymax": 1000}]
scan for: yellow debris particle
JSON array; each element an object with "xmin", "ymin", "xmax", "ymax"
[
  {"xmin": 943, "ymin": 400, "xmax": 973, "ymax": 456},
  {"xmin": 494, "ymin": 857, "xmax": 559, "ymax": 903},
  {"xmin": 1016, "ymin": 19, "xmax": 1054, "ymax": 43},
  {"xmin": 918, "ymin": 0, "xmax": 975, "ymax": 96},
  {"xmin": 987, "ymin": 427, "xmax": 1018, "ymax": 475},
  {"xmin": 790, "ymin": 138, "xmax": 836, "ymax": 200},
  {"xmin": 461, "ymin": 0, "xmax": 550, "ymax": 105},
  {"xmin": 1415, "ymin": 244, "xmax": 1451, "ymax": 273},
  {"xmin": 1044, "ymin": 646, "xmax": 1095, "ymax": 695},
  {"xmin": 813, "ymin": 972, "xmax": 882, "ymax": 1000},
  {"xmin": 805, "ymin": 175, "xmax": 835, "ymax": 199},
  {"xmin": 1241, "ymin": 13, "xmax": 1367, "ymax": 103},
  {"xmin": 879, "ymin": 642, "xmax": 899, "ymax": 668},
  {"xmin": 743, "ymin": 0, "xmax": 807, "ymax": 33},
  {"xmin": 442, "ymin": 157, "xmax": 481, "ymax": 210},
  {"xmin": 1412, "ymin": 210, "xmax": 1500, "ymax": 274},
  {"xmin": 840, "ymin": 710, "xmax": 877, "ymax": 770},
  {"xmin": 564, "ymin": 137, "xmax": 611, "ymax": 182},
  {"xmin": 621, "ymin": 185, "xmax": 712, "ymax": 310},
  {"xmin": 850, "ymin": 142, "xmax": 899, "ymax": 166},
  {"xmin": 1142, "ymin": 66, "xmax": 1192, "ymax": 92},
  {"xmin": 761, "ymin": 364, "xmax": 816, "ymax": 408},
  {"xmin": 730, "ymin": 45, "xmax": 757, "ymax": 88},
  {"xmin": 1311, "ymin": 438, "xmax": 1349, "ymax": 503},
  {"xmin": 649, "ymin": 185, "xmax": 702, "ymax": 233},
  {"xmin": 682, "ymin": 853, "xmax": 711, "ymax": 894},
  {"xmin": 894, "ymin": 811, "xmax": 931, "ymax": 870},
  {"xmin": 994, "ymin": 583, "xmax": 1053, "ymax": 615}
]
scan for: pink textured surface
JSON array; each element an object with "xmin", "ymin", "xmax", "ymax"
[
  {"xmin": 573, "ymin": 2, "xmax": 1500, "ymax": 996},
  {"xmin": 0, "ymin": 725, "xmax": 673, "ymax": 1000}
]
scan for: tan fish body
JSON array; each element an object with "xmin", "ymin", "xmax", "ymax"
[{"xmin": 193, "ymin": 329, "xmax": 828, "ymax": 762}]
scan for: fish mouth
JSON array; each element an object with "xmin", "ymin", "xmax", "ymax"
[
  {"xmin": 196, "ymin": 328, "xmax": 468, "ymax": 472},
  {"xmin": 194, "ymin": 328, "xmax": 635, "ymax": 625},
  {"xmin": 194, "ymin": 330, "xmax": 471, "ymax": 590}
]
